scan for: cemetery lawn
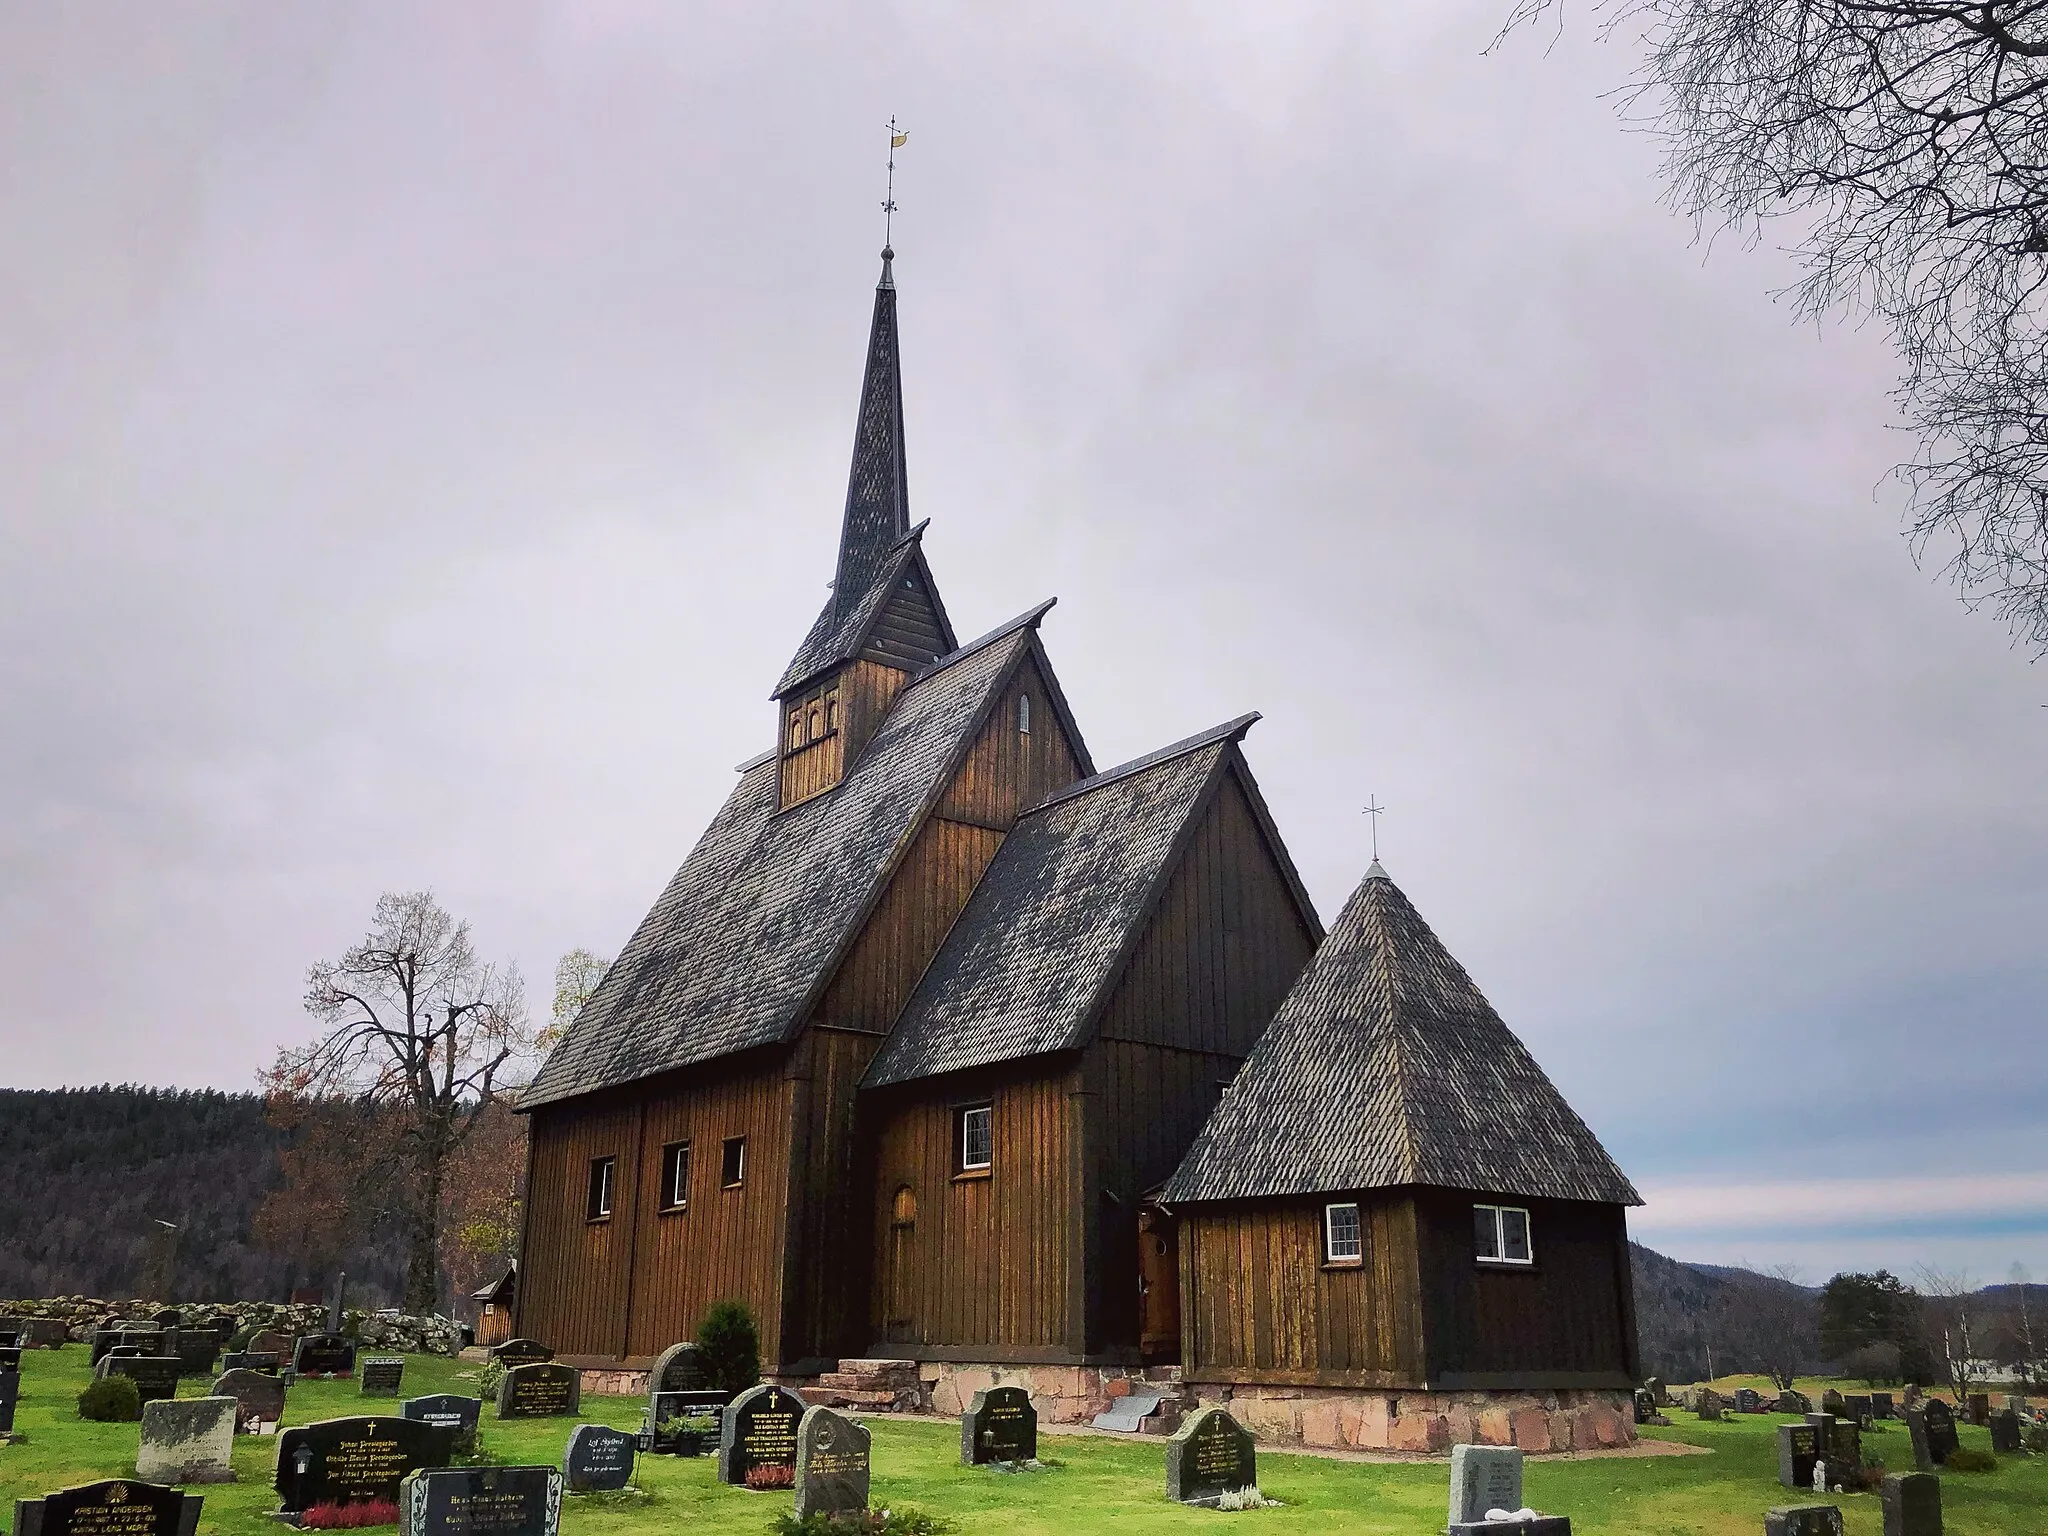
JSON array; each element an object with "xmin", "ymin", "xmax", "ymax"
[{"xmin": 3, "ymin": 1352, "xmax": 2045, "ymax": 1536}]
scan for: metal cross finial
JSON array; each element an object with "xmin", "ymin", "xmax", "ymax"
[
  {"xmin": 1361, "ymin": 796, "xmax": 1385, "ymax": 862},
  {"xmin": 883, "ymin": 116, "xmax": 907, "ymax": 249}
]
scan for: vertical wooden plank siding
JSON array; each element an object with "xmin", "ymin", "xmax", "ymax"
[
  {"xmin": 866, "ymin": 1064, "xmax": 1081, "ymax": 1354},
  {"xmin": 778, "ymin": 1027, "xmax": 887, "ymax": 1365},
  {"xmin": 840, "ymin": 660, "xmax": 909, "ymax": 765},
  {"xmin": 935, "ymin": 657, "xmax": 1082, "ymax": 827},
  {"xmin": 1180, "ymin": 1195, "xmax": 1426, "ymax": 1385},
  {"xmin": 518, "ymin": 1097, "xmax": 647, "ymax": 1359}
]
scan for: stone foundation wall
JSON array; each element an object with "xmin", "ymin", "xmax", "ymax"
[
  {"xmin": 920, "ymin": 1362, "xmax": 1183, "ymax": 1425},
  {"xmin": 580, "ymin": 1368, "xmax": 650, "ymax": 1396},
  {"xmin": 1190, "ymin": 1383, "xmax": 1636, "ymax": 1453}
]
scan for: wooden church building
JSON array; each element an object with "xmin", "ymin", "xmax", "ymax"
[{"xmin": 515, "ymin": 250, "xmax": 1641, "ymax": 1451}]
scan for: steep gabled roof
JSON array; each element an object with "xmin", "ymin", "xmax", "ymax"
[
  {"xmin": 1162, "ymin": 864, "xmax": 1640, "ymax": 1207},
  {"xmin": 522, "ymin": 609, "xmax": 1050, "ymax": 1111},
  {"xmin": 863, "ymin": 716, "xmax": 1261, "ymax": 1089},
  {"xmin": 776, "ymin": 522, "xmax": 955, "ymax": 697}
]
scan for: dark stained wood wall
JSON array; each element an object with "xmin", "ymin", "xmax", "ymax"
[
  {"xmin": 1413, "ymin": 1190, "xmax": 1636, "ymax": 1386},
  {"xmin": 1178, "ymin": 1193, "xmax": 1427, "ymax": 1386},
  {"xmin": 780, "ymin": 660, "xmax": 911, "ymax": 809},
  {"xmin": 778, "ymin": 1026, "xmax": 886, "ymax": 1367},
  {"xmin": 1084, "ymin": 758, "xmax": 1320, "ymax": 1353},
  {"xmin": 865, "ymin": 1062, "xmax": 1084, "ymax": 1358},
  {"xmin": 518, "ymin": 1095, "xmax": 647, "ymax": 1361}
]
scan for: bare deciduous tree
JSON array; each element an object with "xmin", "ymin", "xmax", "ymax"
[
  {"xmin": 264, "ymin": 891, "xmax": 532, "ymax": 1315},
  {"xmin": 1496, "ymin": 0, "xmax": 2048, "ymax": 650},
  {"xmin": 1917, "ymin": 1263, "xmax": 1988, "ymax": 1399}
]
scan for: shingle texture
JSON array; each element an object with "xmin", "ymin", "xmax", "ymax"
[
  {"xmin": 863, "ymin": 717, "xmax": 1254, "ymax": 1089},
  {"xmin": 521, "ymin": 617, "xmax": 1037, "ymax": 1110},
  {"xmin": 776, "ymin": 529, "xmax": 952, "ymax": 698},
  {"xmin": 1163, "ymin": 865, "xmax": 1640, "ymax": 1206}
]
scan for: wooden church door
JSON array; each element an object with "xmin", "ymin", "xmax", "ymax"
[
  {"xmin": 1137, "ymin": 1204, "xmax": 1181, "ymax": 1364},
  {"xmin": 885, "ymin": 1184, "xmax": 918, "ymax": 1343}
]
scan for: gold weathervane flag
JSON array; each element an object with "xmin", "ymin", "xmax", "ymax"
[{"xmin": 892, "ymin": 131, "xmax": 908, "ymax": 148}]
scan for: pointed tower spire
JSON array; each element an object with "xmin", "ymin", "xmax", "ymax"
[{"xmin": 834, "ymin": 248, "xmax": 909, "ymax": 607}]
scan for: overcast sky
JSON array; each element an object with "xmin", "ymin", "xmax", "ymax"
[{"xmin": 4, "ymin": 2, "xmax": 2043, "ymax": 1286}]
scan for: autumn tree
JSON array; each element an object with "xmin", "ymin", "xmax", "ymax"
[
  {"xmin": 1919, "ymin": 1264, "xmax": 1990, "ymax": 1399},
  {"xmin": 1497, "ymin": 0, "xmax": 2048, "ymax": 650},
  {"xmin": 264, "ymin": 891, "xmax": 532, "ymax": 1315}
]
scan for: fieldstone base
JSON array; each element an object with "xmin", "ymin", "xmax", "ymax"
[
  {"xmin": 579, "ymin": 1368, "xmax": 649, "ymax": 1396},
  {"xmin": 919, "ymin": 1362, "xmax": 1187, "ymax": 1427},
  {"xmin": 1189, "ymin": 1384, "xmax": 1636, "ymax": 1454}
]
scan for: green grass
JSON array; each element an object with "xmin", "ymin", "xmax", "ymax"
[{"xmin": 2, "ymin": 1351, "xmax": 2043, "ymax": 1536}]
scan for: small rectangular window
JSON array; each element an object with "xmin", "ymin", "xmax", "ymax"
[
  {"xmin": 958, "ymin": 1104, "xmax": 993, "ymax": 1172},
  {"xmin": 1017, "ymin": 694, "xmax": 1031, "ymax": 734},
  {"xmin": 586, "ymin": 1156, "xmax": 615, "ymax": 1222},
  {"xmin": 721, "ymin": 1136, "xmax": 746, "ymax": 1189},
  {"xmin": 1474, "ymin": 1203, "xmax": 1534, "ymax": 1265},
  {"xmin": 1325, "ymin": 1202, "xmax": 1362, "ymax": 1262},
  {"xmin": 659, "ymin": 1140, "xmax": 691, "ymax": 1211}
]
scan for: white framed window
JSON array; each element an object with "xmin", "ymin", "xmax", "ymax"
[
  {"xmin": 585, "ymin": 1156, "xmax": 615, "ymax": 1222},
  {"xmin": 721, "ymin": 1136, "xmax": 746, "ymax": 1189},
  {"xmin": 958, "ymin": 1104, "xmax": 993, "ymax": 1172},
  {"xmin": 659, "ymin": 1140, "xmax": 691, "ymax": 1212},
  {"xmin": 1474, "ymin": 1203, "xmax": 1534, "ymax": 1265},
  {"xmin": 1324, "ymin": 1202, "xmax": 1362, "ymax": 1262},
  {"xmin": 1017, "ymin": 694, "xmax": 1032, "ymax": 734}
]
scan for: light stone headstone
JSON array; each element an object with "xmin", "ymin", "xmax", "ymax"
[
  {"xmin": 137, "ymin": 1396, "xmax": 238, "ymax": 1485},
  {"xmin": 1448, "ymin": 1445, "xmax": 1524, "ymax": 1528}
]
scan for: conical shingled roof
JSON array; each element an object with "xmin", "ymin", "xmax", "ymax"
[{"xmin": 1162, "ymin": 865, "xmax": 1640, "ymax": 1207}]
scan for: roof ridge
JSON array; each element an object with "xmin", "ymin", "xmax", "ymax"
[
  {"xmin": 1026, "ymin": 712, "xmax": 1259, "ymax": 814},
  {"xmin": 906, "ymin": 598, "xmax": 1056, "ymax": 684}
]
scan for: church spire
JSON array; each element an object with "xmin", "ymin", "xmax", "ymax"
[{"xmin": 834, "ymin": 248, "xmax": 909, "ymax": 608}]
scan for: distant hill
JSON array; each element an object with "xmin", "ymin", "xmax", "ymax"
[
  {"xmin": 1630, "ymin": 1242, "xmax": 1827, "ymax": 1382},
  {"xmin": 0, "ymin": 1086, "xmax": 404, "ymax": 1303}
]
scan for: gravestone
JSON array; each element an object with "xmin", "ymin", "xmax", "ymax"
[
  {"xmin": 220, "ymin": 1353, "xmax": 281, "ymax": 1375},
  {"xmin": 1448, "ymin": 1445, "xmax": 1524, "ymax": 1527},
  {"xmin": 961, "ymin": 1385, "xmax": 1037, "ymax": 1465},
  {"xmin": 496, "ymin": 1363, "xmax": 579, "ymax": 1420},
  {"xmin": 155, "ymin": 1314, "xmax": 183, "ymax": 1330},
  {"xmin": 101, "ymin": 1356, "xmax": 182, "ymax": 1405},
  {"xmin": 647, "ymin": 1391, "xmax": 727, "ymax": 1454},
  {"xmin": 1827, "ymin": 1418, "xmax": 1862, "ymax": 1475},
  {"xmin": 646, "ymin": 1343, "xmax": 703, "ymax": 1394},
  {"xmin": 1736, "ymin": 1388, "xmax": 1762, "ymax": 1414},
  {"xmin": 249, "ymin": 1331, "xmax": 293, "ymax": 1360},
  {"xmin": 793, "ymin": 1406, "xmax": 871, "ymax": 1521},
  {"xmin": 398, "ymin": 1466, "xmax": 561, "ymax": 1536},
  {"xmin": 401, "ymin": 1396, "xmax": 483, "ymax": 1457},
  {"xmin": 1778, "ymin": 1389, "xmax": 1812, "ymax": 1415},
  {"xmin": 1906, "ymin": 1400, "xmax": 1958, "ymax": 1471},
  {"xmin": 1821, "ymin": 1389, "xmax": 1846, "ymax": 1416},
  {"xmin": 21, "ymin": 1317, "xmax": 71, "ymax": 1348},
  {"xmin": 563, "ymin": 1425, "xmax": 636, "ymax": 1493},
  {"xmin": 206, "ymin": 1316, "xmax": 238, "ymax": 1344},
  {"xmin": 0, "ymin": 1346, "xmax": 19, "ymax": 1371},
  {"xmin": 488, "ymin": 1340, "xmax": 553, "ymax": 1368},
  {"xmin": 1764, "ymin": 1507, "xmax": 1843, "ymax": 1536},
  {"xmin": 1880, "ymin": 1471, "xmax": 1940, "ymax": 1536},
  {"xmin": 360, "ymin": 1359, "xmax": 405, "ymax": 1398},
  {"xmin": 1697, "ymin": 1389, "xmax": 1724, "ymax": 1422},
  {"xmin": 1872, "ymin": 1392, "xmax": 1894, "ymax": 1420},
  {"xmin": 1449, "ymin": 1522, "xmax": 1569, "ymax": 1536},
  {"xmin": 1965, "ymin": 1393, "xmax": 1989, "ymax": 1426},
  {"xmin": 136, "ymin": 1397, "xmax": 237, "ymax": 1485},
  {"xmin": 1777, "ymin": 1423, "xmax": 1820, "ymax": 1489},
  {"xmin": 717, "ymin": 1384, "xmax": 804, "ymax": 1486},
  {"xmin": 11, "ymin": 1480, "xmax": 203, "ymax": 1536},
  {"xmin": 91, "ymin": 1331, "xmax": 165, "ymax": 1367},
  {"xmin": 1644, "ymin": 1376, "xmax": 1664, "ymax": 1406},
  {"xmin": 274, "ymin": 1416, "xmax": 452, "ymax": 1514},
  {"xmin": 167, "ymin": 1332, "xmax": 218, "ymax": 1378},
  {"xmin": 1, "ymin": 1366, "xmax": 20, "ymax": 1436},
  {"xmin": 1165, "ymin": 1406, "xmax": 1257, "ymax": 1507},
  {"xmin": 211, "ymin": 1369, "xmax": 286, "ymax": 1435},
  {"xmin": 1633, "ymin": 1389, "xmax": 1656, "ymax": 1423},
  {"xmin": 0, "ymin": 1320, "xmax": 20, "ymax": 1346},
  {"xmin": 1990, "ymin": 1409, "xmax": 2022, "ymax": 1452},
  {"xmin": 292, "ymin": 1335, "xmax": 356, "ymax": 1379}
]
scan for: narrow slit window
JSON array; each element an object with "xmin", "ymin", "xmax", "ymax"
[
  {"xmin": 1017, "ymin": 694, "xmax": 1031, "ymax": 734},
  {"xmin": 659, "ymin": 1140, "xmax": 691, "ymax": 1212},
  {"xmin": 825, "ymin": 692, "xmax": 839, "ymax": 732},
  {"xmin": 958, "ymin": 1104, "xmax": 993, "ymax": 1172},
  {"xmin": 1474, "ymin": 1203, "xmax": 1534, "ymax": 1265},
  {"xmin": 1325, "ymin": 1202, "xmax": 1362, "ymax": 1262},
  {"xmin": 586, "ymin": 1156, "xmax": 615, "ymax": 1222},
  {"xmin": 721, "ymin": 1135, "xmax": 746, "ymax": 1189},
  {"xmin": 788, "ymin": 709, "xmax": 805, "ymax": 752}
]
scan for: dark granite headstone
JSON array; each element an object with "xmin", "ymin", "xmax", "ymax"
[
  {"xmin": 716, "ymin": 1384, "xmax": 804, "ymax": 1485},
  {"xmin": 647, "ymin": 1390, "xmax": 726, "ymax": 1455},
  {"xmin": 91, "ymin": 1331, "xmax": 165, "ymax": 1367},
  {"xmin": 360, "ymin": 1359, "xmax": 405, "ymax": 1398},
  {"xmin": 0, "ymin": 1346, "xmax": 19, "ymax": 1371},
  {"xmin": 487, "ymin": 1340, "xmax": 553, "ymax": 1368},
  {"xmin": 1990, "ymin": 1409, "xmax": 2022, "ymax": 1452},
  {"xmin": 11, "ymin": 1480, "xmax": 202, "ymax": 1536},
  {"xmin": 401, "ymin": 1396, "xmax": 483, "ymax": 1456},
  {"xmin": 0, "ymin": 1325, "xmax": 19, "ymax": 1348},
  {"xmin": 1448, "ymin": 1522, "xmax": 1569, "ymax": 1536},
  {"xmin": 212, "ymin": 1369, "xmax": 286, "ymax": 1434},
  {"xmin": 167, "ymin": 1332, "xmax": 218, "ymax": 1377},
  {"xmin": 136, "ymin": 1397, "xmax": 237, "ymax": 1485},
  {"xmin": 1633, "ymin": 1389, "xmax": 1656, "ymax": 1423},
  {"xmin": 1, "ymin": 1367, "xmax": 19, "ymax": 1435},
  {"xmin": 961, "ymin": 1385, "xmax": 1037, "ymax": 1465},
  {"xmin": 1735, "ymin": 1388, "xmax": 1762, "ymax": 1413},
  {"xmin": 1448, "ymin": 1445, "xmax": 1523, "ymax": 1526},
  {"xmin": 398, "ymin": 1467, "xmax": 561, "ymax": 1536},
  {"xmin": 1880, "ymin": 1471, "xmax": 1940, "ymax": 1536},
  {"xmin": 101, "ymin": 1357, "xmax": 182, "ymax": 1405},
  {"xmin": 1871, "ymin": 1392, "xmax": 1894, "ymax": 1420},
  {"xmin": 646, "ymin": 1343, "xmax": 702, "ymax": 1393},
  {"xmin": 274, "ymin": 1416, "xmax": 452, "ymax": 1514},
  {"xmin": 1842, "ymin": 1394, "xmax": 1872, "ymax": 1423},
  {"xmin": 1827, "ymin": 1418, "xmax": 1862, "ymax": 1474},
  {"xmin": 249, "ymin": 1332, "xmax": 293, "ymax": 1360},
  {"xmin": 495, "ymin": 1363, "xmax": 578, "ymax": 1420},
  {"xmin": 1764, "ymin": 1507, "xmax": 1843, "ymax": 1536},
  {"xmin": 221, "ymin": 1353, "xmax": 281, "ymax": 1375},
  {"xmin": 1906, "ymin": 1400, "xmax": 1958, "ymax": 1471},
  {"xmin": 1165, "ymin": 1406, "xmax": 1257, "ymax": 1506},
  {"xmin": 206, "ymin": 1316, "xmax": 238, "ymax": 1344},
  {"xmin": 155, "ymin": 1314, "xmax": 183, "ymax": 1330},
  {"xmin": 794, "ymin": 1406, "xmax": 870, "ymax": 1520},
  {"xmin": 1965, "ymin": 1393, "xmax": 1989, "ymax": 1427},
  {"xmin": 292, "ymin": 1335, "xmax": 356, "ymax": 1379},
  {"xmin": 21, "ymin": 1318, "xmax": 71, "ymax": 1349},
  {"xmin": 1777, "ymin": 1423, "xmax": 1820, "ymax": 1489},
  {"xmin": 563, "ymin": 1425, "xmax": 636, "ymax": 1493}
]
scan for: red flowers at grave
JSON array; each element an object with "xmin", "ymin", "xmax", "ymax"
[
  {"xmin": 299, "ymin": 1501, "xmax": 401, "ymax": 1529},
  {"xmin": 745, "ymin": 1464, "xmax": 796, "ymax": 1490}
]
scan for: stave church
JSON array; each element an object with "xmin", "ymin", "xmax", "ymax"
[{"xmin": 515, "ymin": 248, "xmax": 1644, "ymax": 1452}]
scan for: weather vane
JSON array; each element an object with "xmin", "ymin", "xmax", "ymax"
[
  {"xmin": 1361, "ymin": 796, "xmax": 1385, "ymax": 862},
  {"xmin": 883, "ymin": 116, "xmax": 907, "ymax": 249}
]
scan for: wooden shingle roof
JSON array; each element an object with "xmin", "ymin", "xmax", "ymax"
[
  {"xmin": 863, "ymin": 716, "xmax": 1261, "ymax": 1089},
  {"xmin": 1162, "ymin": 864, "xmax": 1640, "ymax": 1207},
  {"xmin": 520, "ymin": 608, "xmax": 1050, "ymax": 1111},
  {"xmin": 776, "ymin": 523, "xmax": 954, "ymax": 698}
]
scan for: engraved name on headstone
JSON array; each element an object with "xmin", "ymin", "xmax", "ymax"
[
  {"xmin": 399, "ymin": 1466, "xmax": 561, "ymax": 1536},
  {"xmin": 11, "ymin": 1480, "xmax": 202, "ymax": 1536},
  {"xmin": 274, "ymin": 1416, "xmax": 452, "ymax": 1514},
  {"xmin": 401, "ymin": 1396, "xmax": 483, "ymax": 1457},
  {"xmin": 1165, "ymin": 1406, "xmax": 1257, "ymax": 1507},
  {"xmin": 360, "ymin": 1359, "xmax": 405, "ymax": 1398},
  {"xmin": 961, "ymin": 1385, "xmax": 1037, "ymax": 1465},
  {"xmin": 495, "ymin": 1364, "xmax": 579, "ymax": 1421},
  {"xmin": 1448, "ymin": 1444, "xmax": 1524, "ymax": 1527},
  {"xmin": 794, "ymin": 1406, "xmax": 871, "ymax": 1521},
  {"xmin": 563, "ymin": 1425, "xmax": 636, "ymax": 1494},
  {"xmin": 717, "ymin": 1384, "xmax": 804, "ymax": 1486},
  {"xmin": 136, "ymin": 1398, "xmax": 238, "ymax": 1485}
]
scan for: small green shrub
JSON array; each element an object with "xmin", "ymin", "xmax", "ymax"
[
  {"xmin": 698, "ymin": 1300, "xmax": 761, "ymax": 1395},
  {"xmin": 477, "ymin": 1359, "xmax": 506, "ymax": 1402},
  {"xmin": 77, "ymin": 1376, "xmax": 142, "ymax": 1422},
  {"xmin": 1944, "ymin": 1446, "xmax": 1997, "ymax": 1472},
  {"xmin": 774, "ymin": 1508, "xmax": 954, "ymax": 1536}
]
